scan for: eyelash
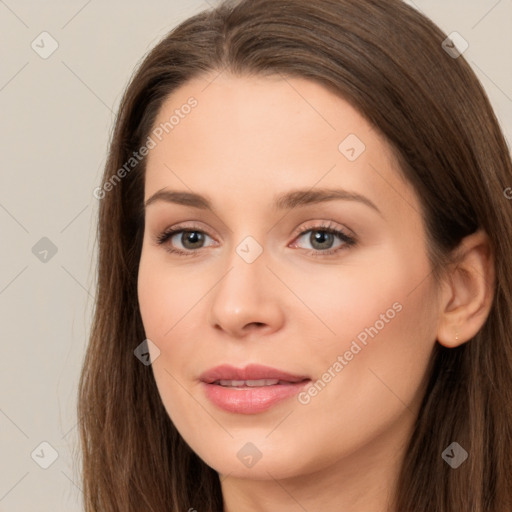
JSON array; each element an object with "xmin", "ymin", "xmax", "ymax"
[{"xmin": 154, "ymin": 221, "xmax": 357, "ymax": 258}]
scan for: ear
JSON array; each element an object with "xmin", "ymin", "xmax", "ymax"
[{"xmin": 436, "ymin": 229, "xmax": 495, "ymax": 348}]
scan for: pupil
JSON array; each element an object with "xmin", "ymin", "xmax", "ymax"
[
  {"xmin": 183, "ymin": 231, "xmax": 204, "ymax": 249},
  {"xmin": 312, "ymin": 231, "xmax": 333, "ymax": 250}
]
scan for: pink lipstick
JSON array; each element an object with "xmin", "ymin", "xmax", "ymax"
[{"xmin": 200, "ymin": 364, "xmax": 311, "ymax": 414}]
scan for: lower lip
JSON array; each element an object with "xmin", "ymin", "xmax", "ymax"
[{"xmin": 202, "ymin": 381, "xmax": 311, "ymax": 414}]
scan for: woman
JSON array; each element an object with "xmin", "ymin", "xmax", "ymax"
[{"xmin": 79, "ymin": 0, "xmax": 512, "ymax": 510}]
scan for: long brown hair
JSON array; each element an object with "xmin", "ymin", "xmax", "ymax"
[{"xmin": 78, "ymin": 0, "xmax": 512, "ymax": 510}]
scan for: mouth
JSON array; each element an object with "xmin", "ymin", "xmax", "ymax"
[
  {"xmin": 200, "ymin": 363, "xmax": 310, "ymax": 384},
  {"xmin": 214, "ymin": 379, "xmax": 296, "ymax": 387},
  {"xmin": 200, "ymin": 364, "xmax": 311, "ymax": 414}
]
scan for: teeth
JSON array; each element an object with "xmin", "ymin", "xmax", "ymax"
[{"xmin": 218, "ymin": 379, "xmax": 280, "ymax": 387}]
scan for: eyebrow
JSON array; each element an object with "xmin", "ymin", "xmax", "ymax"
[{"xmin": 144, "ymin": 187, "xmax": 382, "ymax": 216}]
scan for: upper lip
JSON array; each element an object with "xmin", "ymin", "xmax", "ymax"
[{"xmin": 200, "ymin": 364, "xmax": 310, "ymax": 384}]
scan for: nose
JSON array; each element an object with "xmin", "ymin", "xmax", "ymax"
[{"xmin": 208, "ymin": 250, "xmax": 285, "ymax": 339}]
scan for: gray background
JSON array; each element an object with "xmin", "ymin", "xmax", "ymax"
[{"xmin": 0, "ymin": 0, "xmax": 511, "ymax": 510}]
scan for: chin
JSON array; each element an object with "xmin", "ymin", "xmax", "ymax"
[{"xmin": 187, "ymin": 436, "xmax": 316, "ymax": 481}]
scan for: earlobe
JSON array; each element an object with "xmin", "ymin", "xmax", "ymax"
[{"xmin": 436, "ymin": 230, "xmax": 495, "ymax": 348}]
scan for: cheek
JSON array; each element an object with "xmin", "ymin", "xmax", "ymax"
[
  {"xmin": 137, "ymin": 252, "xmax": 210, "ymax": 408},
  {"xmin": 137, "ymin": 257, "xmax": 201, "ymax": 433},
  {"xmin": 297, "ymin": 265, "xmax": 438, "ymax": 441},
  {"xmin": 293, "ymin": 246, "xmax": 438, "ymax": 404},
  {"xmin": 137, "ymin": 251, "xmax": 204, "ymax": 339},
  {"xmin": 279, "ymin": 256, "xmax": 427, "ymax": 361}
]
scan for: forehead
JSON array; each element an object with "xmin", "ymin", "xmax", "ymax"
[
  {"xmin": 148, "ymin": 73, "xmax": 376, "ymax": 157},
  {"xmin": 143, "ymin": 73, "xmax": 418, "ymax": 221}
]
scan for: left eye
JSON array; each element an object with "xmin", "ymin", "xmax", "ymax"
[{"xmin": 292, "ymin": 228, "xmax": 356, "ymax": 253}]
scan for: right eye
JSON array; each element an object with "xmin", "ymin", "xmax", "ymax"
[{"xmin": 156, "ymin": 227, "xmax": 217, "ymax": 256}]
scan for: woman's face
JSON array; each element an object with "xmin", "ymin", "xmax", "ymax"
[{"xmin": 137, "ymin": 73, "xmax": 441, "ymax": 481}]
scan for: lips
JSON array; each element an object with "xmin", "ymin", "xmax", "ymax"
[
  {"xmin": 199, "ymin": 364, "xmax": 310, "ymax": 385},
  {"xmin": 200, "ymin": 364, "xmax": 311, "ymax": 414}
]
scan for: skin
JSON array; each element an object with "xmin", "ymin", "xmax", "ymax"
[{"xmin": 137, "ymin": 73, "xmax": 494, "ymax": 512}]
